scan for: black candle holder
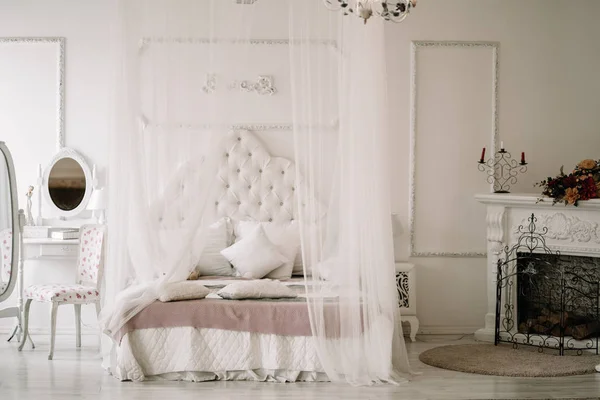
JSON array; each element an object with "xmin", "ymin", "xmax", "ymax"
[{"xmin": 478, "ymin": 148, "xmax": 528, "ymax": 193}]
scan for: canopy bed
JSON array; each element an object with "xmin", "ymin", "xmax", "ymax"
[{"xmin": 101, "ymin": 0, "xmax": 412, "ymax": 386}]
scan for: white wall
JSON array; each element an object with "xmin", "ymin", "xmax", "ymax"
[
  {"xmin": 0, "ymin": 0, "xmax": 114, "ymax": 334},
  {"xmin": 1, "ymin": 0, "xmax": 600, "ymax": 337},
  {"xmin": 387, "ymin": 0, "xmax": 600, "ymax": 333}
]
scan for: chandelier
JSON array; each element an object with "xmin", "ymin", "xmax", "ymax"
[{"xmin": 323, "ymin": 0, "xmax": 416, "ymax": 24}]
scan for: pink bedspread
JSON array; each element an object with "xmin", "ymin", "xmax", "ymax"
[{"xmin": 116, "ymin": 298, "xmax": 315, "ymax": 342}]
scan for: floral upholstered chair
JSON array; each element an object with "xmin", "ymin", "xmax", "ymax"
[{"xmin": 18, "ymin": 225, "xmax": 106, "ymax": 360}]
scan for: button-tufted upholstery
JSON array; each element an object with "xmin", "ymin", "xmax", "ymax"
[
  {"xmin": 216, "ymin": 131, "xmax": 297, "ymax": 224},
  {"xmin": 154, "ymin": 130, "xmax": 299, "ymax": 230}
]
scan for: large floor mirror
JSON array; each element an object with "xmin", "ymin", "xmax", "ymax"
[{"xmin": 0, "ymin": 141, "xmax": 21, "ymax": 333}]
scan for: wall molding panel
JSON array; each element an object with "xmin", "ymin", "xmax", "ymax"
[
  {"xmin": 409, "ymin": 41, "xmax": 499, "ymax": 258},
  {"xmin": 0, "ymin": 37, "xmax": 66, "ymax": 150}
]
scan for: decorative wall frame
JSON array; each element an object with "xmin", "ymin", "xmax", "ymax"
[
  {"xmin": 141, "ymin": 119, "xmax": 339, "ymax": 133},
  {"xmin": 0, "ymin": 37, "xmax": 66, "ymax": 151},
  {"xmin": 139, "ymin": 37, "xmax": 339, "ymax": 132},
  {"xmin": 138, "ymin": 37, "xmax": 339, "ymax": 54},
  {"xmin": 409, "ymin": 41, "xmax": 499, "ymax": 257}
]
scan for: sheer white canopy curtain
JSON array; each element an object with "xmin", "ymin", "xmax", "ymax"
[{"xmin": 101, "ymin": 0, "xmax": 411, "ymax": 385}]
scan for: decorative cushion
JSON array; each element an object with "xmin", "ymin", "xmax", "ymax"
[
  {"xmin": 195, "ymin": 218, "xmax": 235, "ymax": 276},
  {"xmin": 158, "ymin": 281, "xmax": 211, "ymax": 302},
  {"xmin": 221, "ymin": 225, "xmax": 289, "ymax": 279},
  {"xmin": 217, "ymin": 280, "xmax": 298, "ymax": 300},
  {"xmin": 24, "ymin": 284, "xmax": 100, "ymax": 303},
  {"xmin": 235, "ymin": 221, "xmax": 299, "ymax": 280}
]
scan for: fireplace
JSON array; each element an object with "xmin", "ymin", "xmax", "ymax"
[
  {"xmin": 475, "ymin": 193, "xmax": 600, "ymax": 345},
  {"xmin": 495, "ymin": 214, "xmax": 600, "ymax": 355}
]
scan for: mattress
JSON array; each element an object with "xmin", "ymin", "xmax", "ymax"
[
  {"xmin": 115, "ymin": 326, "xmax": 325, "ymax": 382},
  {"xmin": 114, "ymin": 278, "xmax": 327, "ymax": 382}
]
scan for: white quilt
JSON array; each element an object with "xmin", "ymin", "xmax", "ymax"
[{"xmin": 115, "ymin": 326, "xmax": 325, "ymax": 382}]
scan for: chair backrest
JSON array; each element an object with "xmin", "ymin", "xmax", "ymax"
[
  {"xmin": 0, "ymin": 228, "xmax": 11, "ymax": 284},
  {"xmin": 76, "ymin": 224, "xmax": 106, "ymax": 288}
]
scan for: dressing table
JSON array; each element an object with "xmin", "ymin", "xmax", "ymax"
[
  {"xmin": 10, "ymin": 146, "xmax": 102, "ymax": 345},
  {"xmin": 21, "ymin": 147, "xmax": 93, "ymax": 257}
]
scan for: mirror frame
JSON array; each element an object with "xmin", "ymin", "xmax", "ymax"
[
  {"xmin": 43, "ymin": 148, "xmax": 92, "ymax": 218},
  {"xmin": 0, "ymin": 142, "xmax": 20, "ymax": 303}
]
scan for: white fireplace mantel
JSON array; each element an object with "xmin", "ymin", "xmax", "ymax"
[{"xmin": 474, "ymin": 193, "xmax": 600, "ymax": 342}]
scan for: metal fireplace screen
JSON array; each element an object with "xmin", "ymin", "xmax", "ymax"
[{"xmin": 495, "ymin": 213, "xmax": 600, "ymax": 355}]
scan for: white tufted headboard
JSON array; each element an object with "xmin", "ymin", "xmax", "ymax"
[
  {"xmin": 216, "ymin": 130, "xmax": 297, "ymax": 224},
  {"xmin": 153, "ymin": 130, "xmax": 298, "ymax": 229}
]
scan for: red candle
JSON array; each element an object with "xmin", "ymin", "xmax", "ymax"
[
  {"xmin": 480, "ymin": 147, "xmax": 486, "ymax": 162},
  {"xmin": 521, "ymin": 152, "xmax": 526, "ymax": 164}
]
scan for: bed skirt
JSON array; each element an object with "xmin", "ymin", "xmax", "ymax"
[
  {"xmin": 114, "ymin": 326, "xmax": 326, "ymax": 382},
  {"xmin": 146, "ymin": 370, "xmax": 330, "ymax": 383}
]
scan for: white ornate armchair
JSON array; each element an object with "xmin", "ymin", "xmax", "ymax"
[{"xmin": 19, "ymin": 225, "xmax": 106, "ymax": 360}]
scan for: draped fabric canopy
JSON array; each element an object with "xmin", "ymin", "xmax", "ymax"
[{"xmin": 102, "ymin": 0, "xmax": 411, "ymax": 385}]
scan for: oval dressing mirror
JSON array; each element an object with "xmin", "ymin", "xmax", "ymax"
[
  {"xmin": 48, "ymin": 157, "xmax": 86, "ymax": 211},
  {"xmin": 44, "ymin": 148, "xmax": 92, "ymax": 218},
  {"xmin": 0, "ymin": 142, "xmax": 19, "ymax": 302}
]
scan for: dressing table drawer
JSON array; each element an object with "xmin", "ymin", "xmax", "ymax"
[
  {"xmin": 40, "ymin": 244, "xmax": 78, "ymax": 257},
  {"xmin": 22, "ymin": 239, "xmax": 79, "ymax": 260}
]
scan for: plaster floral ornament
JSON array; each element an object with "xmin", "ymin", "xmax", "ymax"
[{"xmin": 536, "ymin": 158, "xmax": 600, "ymax": 206}]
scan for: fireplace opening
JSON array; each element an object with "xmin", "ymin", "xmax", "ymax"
[
  {"xmin": 495, "ymin": 213, "xmax": 600, "ymax": 355},
  {"xmin": 516, "ymin": 253, "xmax": 600, "ymax": 341}
]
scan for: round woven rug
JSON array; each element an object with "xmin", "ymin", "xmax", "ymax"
[{"xmin": 419, "ymin": 344, "xmax": 600, "ymax": 377}]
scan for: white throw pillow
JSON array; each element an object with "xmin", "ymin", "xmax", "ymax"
[
  {"xmin": 221, "ymin": 225, "xmax": 289, "ymax": 279},
  {"xmin": 235, "ymin": 221, "xmax": 299, "ymax": 279},
  {"xmin": 196, "ymin": 218, "xmax": 235, "ymax": 276},
  {"xmin": 158, "ymin": 281, "xmax": 211, "ymax": 302},
  {"xmin": 217, "ymin": 280, "xmax": 298, "ymax": 300}
]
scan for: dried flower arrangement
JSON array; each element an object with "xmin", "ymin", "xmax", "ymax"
[{"xmin": 536, "ymin": 159, "xmax": 600, "ymax": 206}]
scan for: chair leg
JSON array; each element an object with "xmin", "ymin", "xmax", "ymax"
[
  {"xmin": 18, "ymin": 299, "xmax": 32, "ymax": 352},
  {"xmin": 48, "ymin": 302, "xmax": 58, "ymax": 360},
  {"xmin": 74, "ymin": 304, "xmax": 82, "ymax": 348}
]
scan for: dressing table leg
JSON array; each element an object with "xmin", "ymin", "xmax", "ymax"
[
  {"xmin": 74, "ymin": 304, "xmax": 81, "ymax": 348},
  {"xmin": 48, "ymin": 302, "xmax": 58, "ymax": 360},
  {"xmin": 95, "ymin": 302, "xmax": 101, "ymax": 350},
  {"xmin": 18, "ymin": 299, "xmax": 32, "ymax": 351}
]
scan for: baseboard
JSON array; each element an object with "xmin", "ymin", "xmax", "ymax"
[
  {"xmin": 0, "ymin": 326, "xmax": 100, "ymax": 336},
  {"xmin": 416, "ymin": 325, "xmax": 481, "ymax": 335}
]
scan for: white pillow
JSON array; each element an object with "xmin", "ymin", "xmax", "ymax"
[
  {"xmin": 158, "ymin": 281, "xmax": 211, "ymax": 302},
  {"xmin": 196, "ymin": 218, "xmax": 235, "ymax": 276},
  {"xmin": 217, "ymin": 280, "xmax": 298, "ymax": 300},
  {"xmin": 221, "ymin": 225, "xmax": 289, "ymax": 279},
  {"xmin": 236, "ymin": 221, "xmax": 299, "ymax": 279}
]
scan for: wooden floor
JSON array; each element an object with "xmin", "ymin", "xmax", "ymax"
[{"xmin": 1, "ymin": 334, "xmax": 600, "ymax": 400}]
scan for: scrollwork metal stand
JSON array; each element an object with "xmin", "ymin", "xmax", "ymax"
[{"xmin": 478, "ymin": 148, "xmax": 528, "ymax": 193}]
